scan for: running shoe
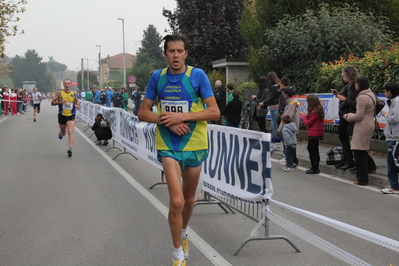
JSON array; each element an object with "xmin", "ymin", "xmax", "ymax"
[
  {"xmin": 67, "ymin": 148, "xmax": 72, "ymax": 157},
  {"xmin": 95, "ymin": 140, "xmax": 103, "ymax": 146},
  {"xmin": 282, "ymin": 166, "xmax": 294, "ymax": 172},
  {"xmin": 58, "ymin": 132, "xmax": 63, "ymax": 140},
  {"xmin": 182, "ymin": 237, "xmax": 189, "ymax": 259},
  {"xmin": 381, "ymin": 187, "xmax": 399, "ymax": 194},
  {"xmin": 34, "ymin": 118, "xmax": 36, "ymax": 122},
  {"xmin": 172, "ymin": 258, "xmax": 186, "ymax": 266}
]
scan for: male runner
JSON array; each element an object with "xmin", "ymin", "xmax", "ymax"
[
  {"xmin": 51, "ymin": 79, "xmax": 80, "ymax": 157},
  {"xmin": 138, "ymin": 34, "xmax": 219, "ymax": 266},
  {"xmin": 31, "ymin": 87, "xmax": 42, "ymax": 122}
]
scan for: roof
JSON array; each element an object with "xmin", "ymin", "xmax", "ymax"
[{"xmin": 103, "ymin": 53, "xmax": 136, "ymax": 69}]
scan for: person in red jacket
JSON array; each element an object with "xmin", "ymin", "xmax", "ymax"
[
  {"xmin": 10, "ymin": 89, "xmax": 18, "ymax": 115},
  {"xmin": 299, "ymin": 94, "xmax": 325, "ymax": 174},
  {"xmin": 2, "ymin": 86, "xmax": 9, "ymax": 115}
]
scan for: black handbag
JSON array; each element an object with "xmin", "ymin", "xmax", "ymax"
[{"xmin": 347, "ymin": 121, "xmax": 355, "ymax": 136}]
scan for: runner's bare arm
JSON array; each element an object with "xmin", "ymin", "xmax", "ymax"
[
  {"xmin": 51, "ymin": 92, "xmax": 62, "ymax": 106},
  {"xmin": 138, "ymin": 98, "xmax": 159, "ymax": 124},
  {"xmin": 159, "ymin": 95, "xmax": 220, "ymax": 127}
]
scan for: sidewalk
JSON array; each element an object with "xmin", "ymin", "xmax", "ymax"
[{"xmin": 270, "ymin": 138, "xmax": 390, "ymax": 188}]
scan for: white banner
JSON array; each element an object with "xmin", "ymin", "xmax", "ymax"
[
  {"xmin": 76, "ymin": 101, "xmax": 273, "ymax": 202},
  {"xmin": 266, "ymin": 93, "xmax": 388, "ymax": 127}
]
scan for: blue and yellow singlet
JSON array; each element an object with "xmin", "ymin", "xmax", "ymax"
[{"xmin": 145, "ymin": 66, "xmax": 213, "ymax": 151}]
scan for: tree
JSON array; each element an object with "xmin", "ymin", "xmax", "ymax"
[
  {"xmin": 76, "ymin": 71, "xmax": 98, "ymax": 91},
  {"xmin": 137, "ymin": 24, "xmax": 166, "ymax": 70},
  {"xmin": 163, "ymin": 0, "xmax": 247, "ymax": 72},
  {"xmin": 256, "ymin": 0, "xmax": 399, "ymax": 37},
  {"xmin": 46, "ymin": 56, "xmax": 67, "ymax": 81},
  {"xmin": 127, "ymin": 25, "xmax": 165, "ymax": 90},
  {"xmin": 10, "ymin": 50, "xmax": 56, "ymax": 92},
  {"xmin": 260, "ymin": 4, "xmax": 392, "ymax": 92},
  {"xmin": 0, "ymin": 0, "xmax": 27, "ymax": 57}
]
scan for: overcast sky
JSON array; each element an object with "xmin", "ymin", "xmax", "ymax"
[{"xmin": 5, "ymin": 0, "xmax": 176, "ymax": 72}]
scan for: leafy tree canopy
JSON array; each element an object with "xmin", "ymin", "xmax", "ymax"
[
  {"xmin": 258, "ymin": 0, "xmax": 399, "ymax": 37},
  {"xmin": 260, "ymin": 4, "xmax": 392, "ymax": 93},
  {"xmin": 0, "ymin": 0, "xmax": 26, "ymax": 57},
  {"xmin": 163, "ymin": 0, "xmax": 247, "ymax": 72},
  {"xmin": 137, "ymin": 24, "xmax": 166, "ymax": 70},
  {"xmin": 10, "ymin": 49, "xmax": 56, "ymax": 92}
]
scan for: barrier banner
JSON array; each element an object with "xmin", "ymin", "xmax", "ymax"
[
  {"xmin": 266, "ymin": 93, "xmax": 388, "ymax": 127},
  {"xmin": 201, "ymin": 125, "xmax": 272, "ymax": 203},
  {"xmin": 77, "ymin": 101, "xmax": 273, "ymax": 202}
]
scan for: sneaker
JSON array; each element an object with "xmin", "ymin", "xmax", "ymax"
[
  {"xmin": 381, "ymin": 187, "xmax": 399, "ymax": 194},
  {"xmin": 33, "ymin": 118, "xmax": 36, "ymax": 122},
  {"xmin": 58, "ymin": 132, "xmax": 63, "ymax": 140},
  {"xmin": 67, "ymin": 148, "xmax": 73, "ymax": 157},
  {"xmin": 182, "ymin": 237, "xmax": 189, "ymax": 259},
  {"xmin": 270, "ymin": 144, "xmax": 280, "ymax": 153},
  {"xmin": 282, "ymin": 166, "xmax": 294, "ymax": 172},
  {"xmin": 102, "ymin": 140, "xmax": 109, "ymax": 146},
  {"xmin": 172, "ymin": 258, "xmax": 186, "ymax": 266},
  {"xmin": 278, "ymin": 158, "xmax": 286, "ymax": 164},
  {"xmin": 95, "ymin": 140, "xmax": 103, "ymax": 146}
]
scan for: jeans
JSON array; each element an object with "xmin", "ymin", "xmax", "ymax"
[
  {"xmin": 285, "ymin": 145, "xmax": 296, "ymax": 168},
  {"xmin": 18, "ymin": 102, "xmax": 23, "ymax": 114},
  {"xmin": 269, "ymin": 108, "xmax": 279, "ymax": 141},
  {"xmin": 387, "ymin": 141, "xmax": 399, "ymax": 189}
]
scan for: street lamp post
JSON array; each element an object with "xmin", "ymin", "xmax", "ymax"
[
  {"xmin": 86, "ymin": 58, "xmax": 89, "ymax": 91},
  {"xmin": 96, "ymin": 45, "xmax": 102, "ymax": 89},
  {"xmin": 117, "ymin": 17, "xmax": 126, "ymax": 88}
]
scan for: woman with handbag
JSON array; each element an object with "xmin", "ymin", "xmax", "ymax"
[{"xmin": 343, "ymin": 76, "xmax": 377, "ymax": 185}]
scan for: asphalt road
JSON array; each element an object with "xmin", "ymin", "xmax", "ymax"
[{"xmin": 0, "ymin": 101, "xmax": 398, "ymax": 266}]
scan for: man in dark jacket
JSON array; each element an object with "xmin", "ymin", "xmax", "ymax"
[
  {"xmin": 91, "ymin": 113, "xmax": 113, "ymax": 145},
  {"xmin": 224, "ymin": 90, "xmax": 242, "ymax": 127},
  {"xmin": 213, "ymin": 80, "xmax": 226, "ymax": 125}
]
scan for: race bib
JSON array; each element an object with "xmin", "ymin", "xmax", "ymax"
[
  {"xmin": 63, "ymin": 103, "xmax": 73, "ymax": 110},
  {"xmin": 161, "ymin": 100, "xmax": 189, "ymax": 113}
]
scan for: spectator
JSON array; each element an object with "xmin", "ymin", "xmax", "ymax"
[
  {"xmin": 112, "ymin": 88, "xmax": 123, "ymax": 108},
  {"xmin": 122, "ymin": 88, "xmax": 129, "ymax": 111},
  {"xmin": 259, "ymin": 71, "xmax": 281, "ymax": 142},
  {"xmin": 252, "ymin": 76, "xmax": 269, "ymax": 133},
  {"xmin": 10, "ymin": 89, "xmax": 18, "ymax": 115},
  {"xmin": 278, "ymin": 87, "xmax": 300, "ymax": 166},
  {"xmin": 343, "ymin": 76, "xmax": 377, "ymax": 185},
  {"xmin": 380, "ymin": 82, "xmax": 399, "ymax": 194},
  {"xmin": 281, "ymin": 114, "xmax": 297, "ymax": 172},
  {"xmin": 335, "ymin": 65, "xmax": 358, "ymax": 170},
  {"xmin": 226, "ymin": 84, "xmax": 234, "ymax": 104},
  {"xmin": 132, "ymin": 87, "xmax": 142, "ymax": 116},
  {"xmin": 94, "ymin": 88, "xmax": 101, "ymax": 104},
  {"xmin": 224, "ymin": 90, "xmax": 242, "ymax": 128},
  {"xmin": 100, "ymin": 89, "xmax": 107, "ymax": 105},
  {"xmin": 85, "ymin": 88, "xmax": 93, "ymax": 102},
  {"xmin": 213, "ymin": 80, "xmax": 226, "ymax": 124},
  {"xmin": 91, "ymin": 113, "xmax": 112, "ymax": 146},
  {"xmin": 299, "ymin": 95, "xmax": 325, "ymax": 174},
  {"xmin": 105, "ymin": 87, "xmax": 113, "ymax": 108},
  {"xmin": 2, "ymin": 85, "xmax": 9, "ymax": 115}
]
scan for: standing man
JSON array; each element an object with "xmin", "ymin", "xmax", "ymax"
[
  {"xmin": 132, "ymin": 86, "xmax": 141, "ymax": 116},
  {"xmin": 51, "ymin": 79, "xmax": 80, "ymax": 157},
  {"xmin": 213, "ymin": 80, "xmax": 226, "ymax": 125},
  {"xmin": 138, "ymin": 34, "xmax": 219, "ymax": 266},
  {"xmin": 31, "ymin": 87, "xmax": 42, "ymax": 122}
]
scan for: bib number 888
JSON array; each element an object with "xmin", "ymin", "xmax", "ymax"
[{"xmin": 165, "ymin": 105, "xmax": 183, "ymax": 113}]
